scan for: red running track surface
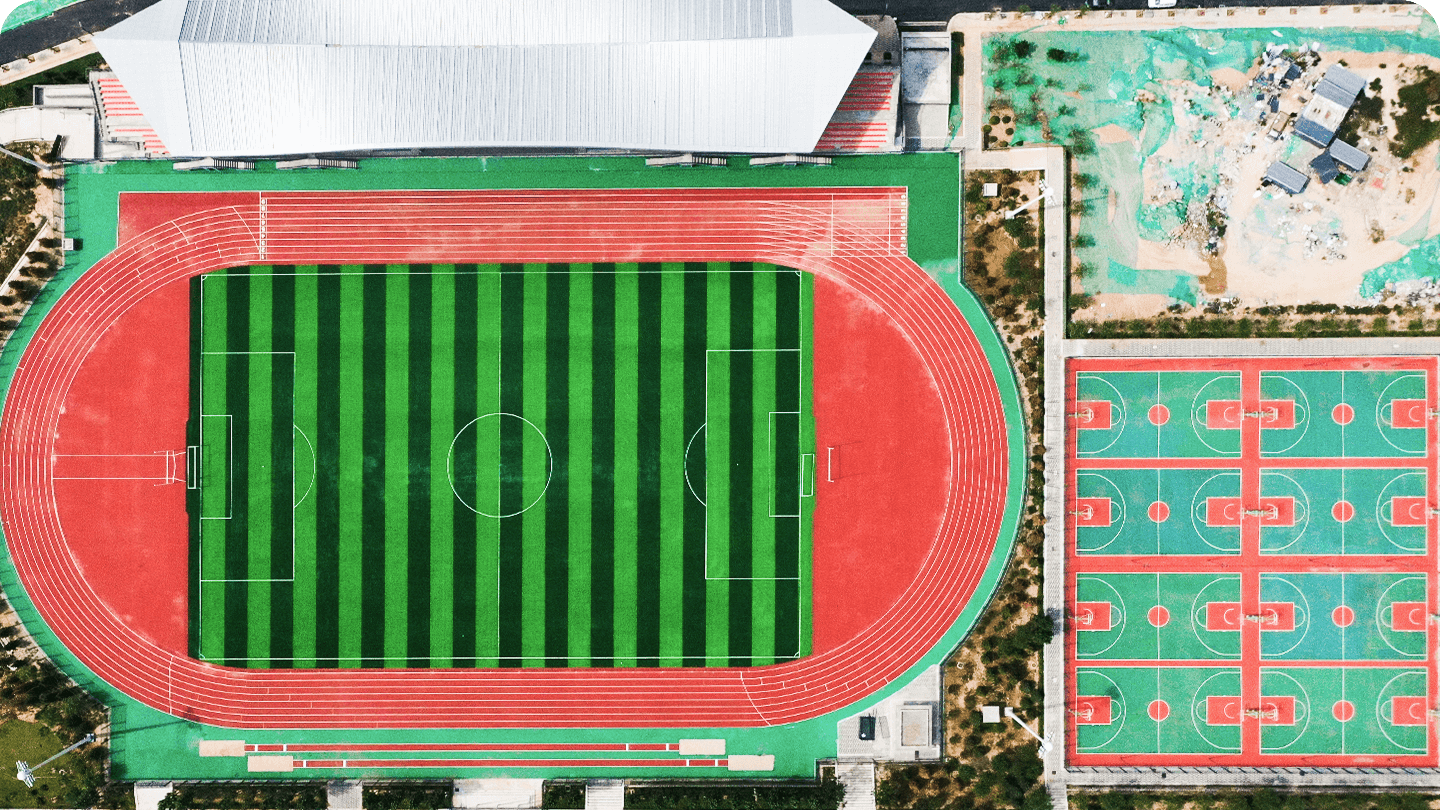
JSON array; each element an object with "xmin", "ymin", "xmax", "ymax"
[{"xmin": 1, "ymin": 188, "xmax": 1010, "ymax": 728}]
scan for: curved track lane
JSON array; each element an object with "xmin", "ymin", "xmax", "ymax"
[{"xmin": 1, "ymin": 188, "xmax": 1010, "ymax": 728}]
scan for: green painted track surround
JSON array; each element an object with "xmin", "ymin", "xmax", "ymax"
[{"xmin": 0, "ymin": 154, "xmax": 1024, "ymax": 780}]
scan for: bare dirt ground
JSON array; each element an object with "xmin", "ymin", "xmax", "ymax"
[{"xmin": 1074, "ymin": 48, "xmax": 1440, "ymax": 323}]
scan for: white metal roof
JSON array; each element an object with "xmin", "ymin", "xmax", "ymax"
[{"xmin": 93, "ymin": 0, "xmax": 874, "ymax": 157}]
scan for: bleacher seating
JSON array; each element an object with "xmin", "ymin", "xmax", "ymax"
[
  {"xmin": 836, "ymin": 70, "xmax": 897, "ymax": 113},
  {"xmin": 91, "ymin": 73, "xmax": 169, "ymax": 156},
  {"xmin": 814, "ymin": 122, "xmax": 891, "ymax": 152}
]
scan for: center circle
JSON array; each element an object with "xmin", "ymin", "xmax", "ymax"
[
  {"xmin": 1333, "ymin": 700, "xmax": 1355, "ymax": 722},
  {"xmin": 1149, "ymin": 699, "xmax": 1170, "ymax": 721},
  {"xmin": 1148, "ymin": 605, "xmax": 1170, "ymax": 627},
  {"xmin": 1148, "ymin": 501, "xmax": 1170, "ymax": 523},
  {"xmin": 1333, "ymin": 500, "xmax": 1355, "ymax": 523},
  {"xmin": 1148, "ymin": 404, "xmax": 1170, "ymax": 426},
  {"xmin": 1332, "ymin": 605, "xmax": 1355, "ymax": 628},
  {"xmin": 1333, "ymin": 403, "xmax": 1354, "ymax": 425},
  {"xmin": 447, "ymin": 413, "xmax": 553, "ymax": 518}
]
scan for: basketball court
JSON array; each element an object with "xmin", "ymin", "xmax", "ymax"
[{"xmin": 1066, "ymin": 357, "xmax": 1438, "ymax": 766}]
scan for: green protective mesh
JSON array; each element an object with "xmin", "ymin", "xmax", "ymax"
[
  {"xmin": 2, "ymin": 0, "xmax": 84, "ymax": 32},
  {"xmin": 981, "ymin": 18, "xmax": 1440, "ymax": 303}
]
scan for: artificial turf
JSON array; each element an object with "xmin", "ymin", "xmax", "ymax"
[{"xmin": 188, "ymin": 262, "xmax": 815, "ymax": 669}]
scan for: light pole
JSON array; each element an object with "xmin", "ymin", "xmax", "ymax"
[
  {"xmin": 980, "ymin": 705, "xmax": 1052, "ymax": 757},
  {"xmin": 16, "ymin": 733, "xmax": 94, "ymax": 787}
]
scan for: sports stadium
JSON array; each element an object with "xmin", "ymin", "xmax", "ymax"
[{"xmin": 0, "ymin": 153, "xmax": 1024, "ymax": 781}]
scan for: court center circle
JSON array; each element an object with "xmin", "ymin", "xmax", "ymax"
[
  {"xmin": 1332, "ymin": 500, "xmax": 1354, "ymax": 523},
  {"xmin": 1332, "ymin": 605, "xmax": 1354, "ymax": 628},
  {"xmin": 1333, "ymin": 700, "xmax": 1355, "ymax": 722},
  {"xmin": 1148, "ymin": 501, "xmax": 1170, "ymax": 523},
  {"xmin": 1148, "ymin": 404, "xmax": 1170, "ymax": 426},
  {"xmin": 1149, "ymin": 700, "xmax": 1170, "ymax": 722},
  {"xmin": 447, "ymin": 413, "xmax": 554, "ymax": 518},
  {"xmin": 1333, "ymin": 403, "xmax": 1354, "ymax": 425},
  {"xmin": 1148, "ymin": 605, "xmax": 1170, "ymax": 627}
]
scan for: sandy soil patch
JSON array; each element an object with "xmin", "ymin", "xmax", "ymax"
[
  {"xmin": 1080, "ymin": 292, "xmax": 1174, "ymax": 320},
  {"xmin": 1209, "ymin": 66, "xmax": 1251, "ymax": 91},
  {"xmin": 1093, "ymin": 123, "xmax": 1134, "ymax": 145}
]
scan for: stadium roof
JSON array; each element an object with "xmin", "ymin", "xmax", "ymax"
[{"xmin": 93, "ymin": 0, "xmax": 875, "ymax": 157}]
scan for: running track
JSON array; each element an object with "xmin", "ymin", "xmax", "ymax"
[{"xmin": 0, "ymin": 188, "xmax": 1010, "ymax": 728}]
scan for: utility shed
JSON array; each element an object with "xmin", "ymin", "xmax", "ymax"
[
  {"xmin": 1309, "ymin": 152, "xmax": 1339, "ymax": 184},
  {"xmin": 94, "ymin": 0, "xmax": 876, "ymax": 156},
  {"xmin": 1328, "ymin": 139, "xmax": 1370, "ymax": 172},
  {"xmin": 1265, "ymin": 161, "xmax": 1309, "ymax": 195},
  {"xmin": 1296, "ymin": 64, "xmax": 1366, "ymax": 147}
]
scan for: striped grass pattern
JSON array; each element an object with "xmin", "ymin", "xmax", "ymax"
[{"xmin": 187, "ymin": 262, "xmax": 814, "ymax": 669}]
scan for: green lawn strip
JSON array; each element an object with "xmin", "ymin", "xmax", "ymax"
[
  {"xmin": 612, "ymin": 267, "xmax": 641, "ymax": 666},
  {"xmin": 269, "ymin": 268, "xmax": 297, "ymax": 666},
  {"xmin": 657, "ymin": 265, "xmax": 687, "ymax": 665},
  {"xmin": 448, "ymin": 269, "xmax": 478, "ymax": 664},
  {"xmin": 244, "ymin": 272, "xmax": 273, "ymax": 666},
  {"xmin": 473, "ymin": 268, "xmax": 502, "ymax": 667},
  {"xmin": 197, "ymin": 279, "xmax": 228, "ymax": 663},
  {"xmin": 774, "ymin": 268, "xmax": 804, "ymax": 660},
  {"xmin": 335, "ymin": 269, "xmax": 366, "ymax": 667},
  {"xmin": 566, "ymin": 269, "xmax": 595, "ymax": 666},
  {"xmin": 313, "ymin": 268, "xmax": 343, "ymax": 665},
  {"xmin": 291, "ymin": 267, "xmax": 320, "ymax": 668},
  {"xmin": 705, "ymin": 266, "xmax": 731, "ymax": 663},
  {"xmin": 497, "ymin": 268, "xmax": 526, "ymax": 663},
  {"xmin": 520, "ymin": 265, "xmax": 549, "ymax": 667},
  {"xmin": 680, "ymin": 266, "xmax": 708, "ymax": 665},
  {"xmin": 186, "ymin": 278, "xmax": 202, "ymax": 658},
  {"xmin": 405, "ymin": 270, "xmax": 433, "ymax": 667},
  {"xmin": 634, "ymin": 266, "xmax": 663, "ymax": 667},
  {"xmin": 428, "ymin": 268, "xmax": 457, "ymax": 667},
  {"xmin": 543, "ymin": 267, "xmax": 571, "ymax": 664},
  {"xmin": 359, "ymin": 270, "xmax": 390, "ymax": 667},
  {"xmin": 588, "ymin": 267, "xmax": 616, "ymax": 665},
  {"xmin": 748, "ymin": 271, "xmax": 779, "ymax": 666},
  {"xmin": 383, "ymin": 269, "xmax": 411, "ymax": 667},
  {"xmin": 726, "ymin": 268, "xmax": 754, "ymax": 667},
  {"xmin": 222, "ymin": 273, "xmax": 251, "ymax": 666}
]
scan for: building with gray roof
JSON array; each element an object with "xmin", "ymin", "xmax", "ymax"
[
  {"xmin": 1264, "ymin": 161, "xmax": 1309, "ymax": 195},
  {"xmin": 1328, "ymin": 139, "xmax": 1370, "ymax": 173},
  {"xmin": 1296, "ymin": 64, "xmax": 1366, "ymax": 147},
  {"xmin": 1309, "ymin": 152, "xmax": 1339, "ymax": 184}
]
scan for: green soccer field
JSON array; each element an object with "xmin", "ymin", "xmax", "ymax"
[{"xmin": 187, "ymin": 262, "xmax": 815, "ymax": 669}]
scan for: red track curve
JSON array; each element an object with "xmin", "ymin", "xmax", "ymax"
[{"xmin": 0, "ymin": 188, "xmax": 1009, "ymax": 728}]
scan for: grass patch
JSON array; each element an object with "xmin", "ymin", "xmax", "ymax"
[
  {"xmin": 1392, "ymin": 66, "xmax": 1440, "ymax": 160},
  {"xmin": 0, "ymin": 52, "xmax": 105, "ymax": 112}
]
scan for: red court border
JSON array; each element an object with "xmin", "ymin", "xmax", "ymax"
[
  {"xmin": 0, "ymin": 188, "xmax": 1011, "ymax": 729},
  {"xmin": 1065, "ymin": 356, "xmax": 1439, "ymax": 767}
]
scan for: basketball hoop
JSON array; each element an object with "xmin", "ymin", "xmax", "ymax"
[
  {"xmin": 1069, "ymin": 505, "xmax": 1094, "ymax": 520},
  {"xmin": 1074, "ymin": 610, "xmax": 1094, "ymax": 628},
  {"xmin": 1244, "ymin": 708, "xmax": 1279, "ymax": 720},
  {"xmin": 1243, "ymin": 408, "xmax": 1279, "ymax": 421},
  {"xmin": 1068, "ymin": 705, "xmax": 1095, "ymax": 722},
  {"xmin": 1069, "ymin": 408, "xmax": 1095, "ymax": 423},
  {"xmin": 1242, "ymin": 506, "xmax": 1279, "ymax": 519},
  {"xmin": 1244, "ymin": 611, "xmax": 1280, "ymax": 625}
]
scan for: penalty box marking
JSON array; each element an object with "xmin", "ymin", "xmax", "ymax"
[
  {"xmin": 1389, "ymin": 399, "xmax": 1429, "ymax": 430},
  {"xmin": 1204, "ymin": 601, "xmax": 1297, "ymax": 632},
  {"xmin": 1205, "ymin": 399, "xmax": 1296, "ymax": 430},
  {"xmin": 1073, "ymin": 400, "xmax": 1113, "ymax": 430},
  {"xmin": 1204, "ymin": 497, "xmax": 1295, "ymax": 527},
  {"xmin": 1205, "ymin": 695, "xmax": 1296, "ymax": 726}
]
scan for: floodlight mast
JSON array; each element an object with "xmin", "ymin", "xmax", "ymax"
[
  {"xmin": 16, "ymin": 733, "xmax": 95, "ymax": 787},
  {"xmin": 1003, "ymin": 707, "xmax": 1053, "ymax": 757}
]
